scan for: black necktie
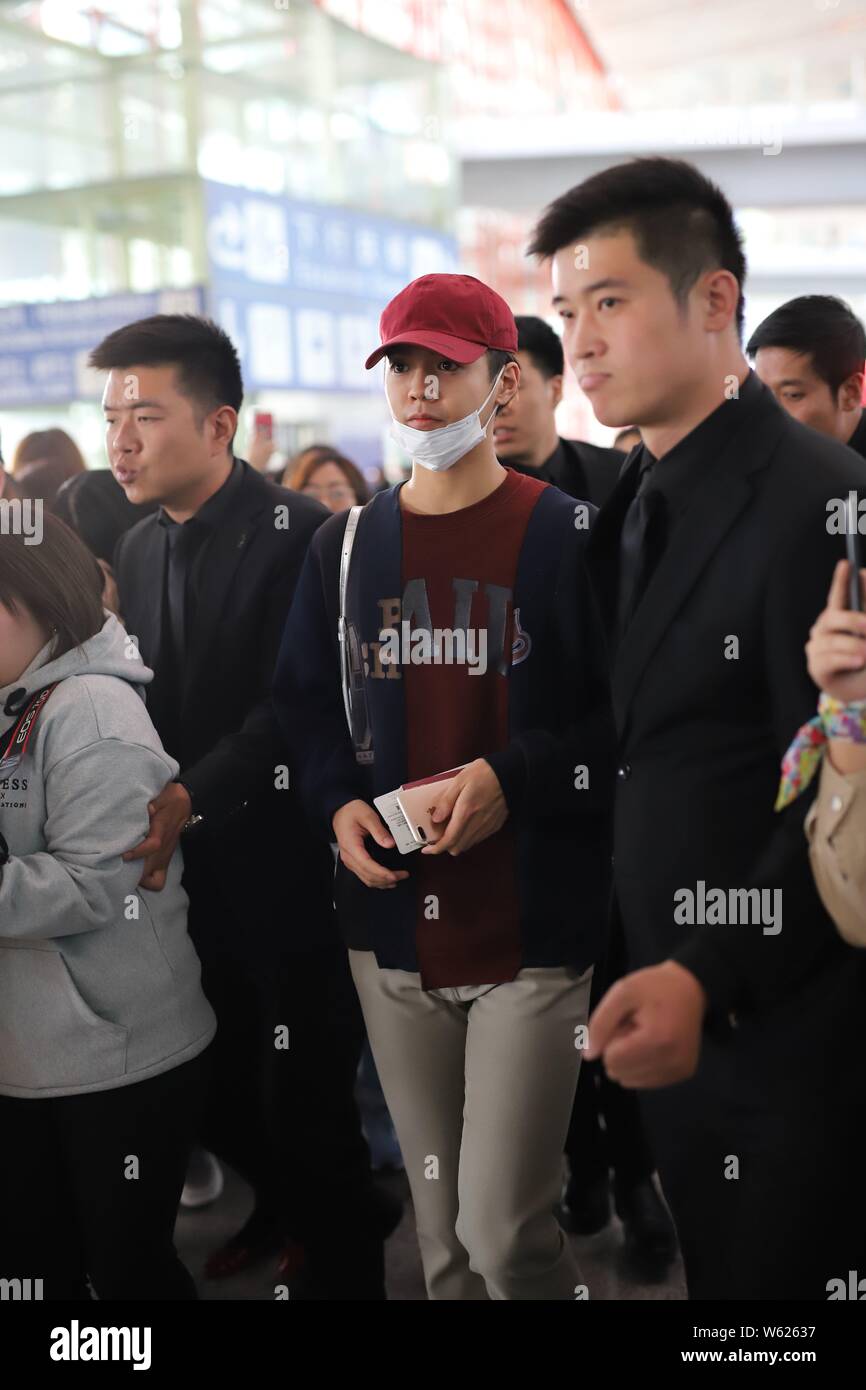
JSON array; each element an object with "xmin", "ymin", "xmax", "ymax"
[
  {"xmin": 164, "ymin": 520, "xmax": 205, "ymax": 660},
  {"xmin": 165, "ymin": 524, "xmax": 187, "ymax": 658},
  {"xmin": 617, "ymin": 457, "xmax": 658, "ymax": 637}
]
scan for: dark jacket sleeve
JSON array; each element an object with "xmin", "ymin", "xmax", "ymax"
[
  {"xmin": 178, "ymin": 499, "xmax": 327, "ymax": 823},
  {"xmin": 485, "ymin": 524, "xmax": 617, "ymax": 819},
  {"xmin": 272, "ymin": 518, "xmax": 368, "ymax": 839},
  {"xmin": 672, "ymin": 506, "xmax": 851, "ymax": 1015}
]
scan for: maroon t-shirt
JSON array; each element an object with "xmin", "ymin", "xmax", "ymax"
[{"xmin": 400, "ymin": 468, "xmax": 546, "ymax": 987}]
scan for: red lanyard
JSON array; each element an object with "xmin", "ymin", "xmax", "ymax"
[{"xmin": 0, "ymin": 685, "xmax": 58, "ymax": 778}]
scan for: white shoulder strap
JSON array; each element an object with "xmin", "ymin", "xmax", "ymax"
[{"xmin": 338, "ymin": 505, "xmax": 363, "ymax": 738}]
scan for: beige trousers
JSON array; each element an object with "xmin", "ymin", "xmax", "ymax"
[{"xmin": 349, "ymin": 948, "xmax": 593, "ymax": 1300}]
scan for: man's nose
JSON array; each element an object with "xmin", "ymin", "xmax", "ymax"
[
  {"xmin": 570, "ymin": 314, "xmax": 601, "ymax": 365},
  {"xmin": 113, "ymin": 418, "xmax": 136, "ymax": 451}
]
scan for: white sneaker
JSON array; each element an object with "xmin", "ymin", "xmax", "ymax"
[{"xmin": 180, "ymin": 1147, "xmax": 224, "ymax": 1209}]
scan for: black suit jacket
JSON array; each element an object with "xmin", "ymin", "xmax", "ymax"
[
  {"xmin": 587, "ymin": 379, "xmax": 866, "ymax": 1022},
  {"xmin": 548, "ymin": 438, "xmax": 625, "ymax": 509},
  {"xmin": 114, "ymin": 461, "xmax": 335, "ymax": 952},
  {"xmin": 506, "ymin": 438, "xmax": 624, "ymax": 509}
]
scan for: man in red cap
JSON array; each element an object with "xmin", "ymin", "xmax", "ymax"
[{"xmin": 275, "ymin": 273, "xmax": 615, "ymax": 1299}]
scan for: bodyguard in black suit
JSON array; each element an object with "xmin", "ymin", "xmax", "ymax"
[
  {"xmin": 90, "ymin": 315, "xmax": 392, "ymax": 1298},
  {"xmin": 530, "ymin": 157, "xmax": 866, "ymax": 1299},
  {"xmin": 494, "ymin": 313, "xmax": 675, "ymax": 1271},
  {"xmin": 544, "ymin": 436, "xmax": 623, "ymax": 508}
]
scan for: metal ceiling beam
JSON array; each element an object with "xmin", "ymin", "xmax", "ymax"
[{"xmin": 461, "ymin": 141, "xmax": 866, "ymax": 212}]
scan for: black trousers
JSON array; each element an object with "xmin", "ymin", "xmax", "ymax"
[
  {"xmin": 565, "ymin": 1058, "xmax": 654, "ymax": 1189},
  {"xmin": 183, "ymin": 836, "xmax": 384, "ymax": 1296},
  {"xmin": 0, "ymin": 1048, "xmax": 209, "ymax": 1301},
  {"xmin": 639, "ymin": 949, "xmax": 866, "ymax": 1300},
  {"xmin": 565, "ymin": 910, "xmax": 655, "ymax": 1189}
]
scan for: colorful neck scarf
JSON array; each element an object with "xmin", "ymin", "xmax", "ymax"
[{"xmin": 776, "ymin": 693, "xmax": 866, "ymax": 811}]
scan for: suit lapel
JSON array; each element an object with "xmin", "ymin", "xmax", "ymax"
[
  {"xmin": 131, "ymin": 522, "xmax": 166, "ymax": 670},
  {"xmin": 611, "ymin": 468, "xmax": 752, "ymax": 726},
  {"xmin": 183, "ymin": 474, "xmax": 266, "ymax": 701},
  {"xmin": 611, "ymin": 399, "xmax": 787, "ymax": 729}
]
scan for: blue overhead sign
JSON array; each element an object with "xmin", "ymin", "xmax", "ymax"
[
  {"xmin": 0, "ymin": 190, "xmax": 456, "ymax": 406},
  {"xmin": 0, "ymin": 287, "xmax": 205, "ymax": 407},
  {"xmin": 203, "ymin": 180, "xmax": 458, "ymax": 393}
]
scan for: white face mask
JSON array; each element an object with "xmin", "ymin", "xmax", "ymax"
[{"xmin": 388, "ymin": 368, "xmax": 505, "ymax": 473}]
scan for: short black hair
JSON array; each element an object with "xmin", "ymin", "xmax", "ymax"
[
  {"xmin": 515, "ymin": 316, "xmax": 564, "ymax": 379},
  {"xmin": 487, "ymin": 348, "xmax": 516, "ymax": 380},
  {"xmin": 88, "ymin": 314, "xmax": 244, "ymax": 420},
  {"xmin": 528, "ymin": 157, "xmax": 747, "ymax": 339},
  {"xmin": 746, "ymin": 295, "xmax": 866, "ymax": 396}
]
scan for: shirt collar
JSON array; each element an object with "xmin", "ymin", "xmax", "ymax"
[
  {"xmin": 845, "ymin": 411, "xmax": 866, "ymax": 462},
  {"xmin": 640, "ymin": 369, "xmax": 761, "ymax": 512},
  {"xmin": 158, "ymin": 457, "xmax": 243, "ymax": 533}
]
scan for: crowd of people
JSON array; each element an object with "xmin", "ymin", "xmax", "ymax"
[{"xmin": 1, "ymin": 155, "xmax": 866, "ymax": 1302}]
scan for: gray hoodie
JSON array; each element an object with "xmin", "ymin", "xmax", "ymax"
[{"xmin": 0, "ymin": 613, "xmax": 215, "ymax": 1097}]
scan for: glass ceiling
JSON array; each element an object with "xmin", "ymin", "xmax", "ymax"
[{"xmin": 0, "ymin": 1, "xmax": 297, "ymax": 56}]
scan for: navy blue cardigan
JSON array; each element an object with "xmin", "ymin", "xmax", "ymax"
[{"xmin": 273, "ymin": 480, "xmax": 615, "ymax": 975}]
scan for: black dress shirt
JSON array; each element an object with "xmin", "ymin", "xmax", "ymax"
[
  {"xmin": 155, "ymin": 458, "xmax": 245, "ymax": 759},
  {"xmin": 158, "ymin": 458, "xmax": 245, "ymax": 665},
  {"xmin": 618, "ymin": 370, "xmax": 764, "ymax": 633},
  {"xmin": 846, "ymin": 411, "xmax": 866, "ymax": 461}
]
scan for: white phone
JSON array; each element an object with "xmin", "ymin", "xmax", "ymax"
[
  {"xmin": 374, "ymin": 765, "xmax": 468, "ymax": 855},
  {"xmin": 372, "ymin": 789, "xmax": 421, "ymax": 856}
]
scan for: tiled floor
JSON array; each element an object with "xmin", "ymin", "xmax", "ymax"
[{"xmin": 176, "ymin": 1164, "xmax": 687, "ymax": 1301}]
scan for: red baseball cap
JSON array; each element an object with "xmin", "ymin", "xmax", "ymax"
[{"xmin": 365, "ymin": 273, "xmax": 518, "ymax": 370}]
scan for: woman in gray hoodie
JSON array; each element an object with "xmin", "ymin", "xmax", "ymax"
[{"xmin": 0, "ymin": 515, "xmax": 216, "ymax": 1299}]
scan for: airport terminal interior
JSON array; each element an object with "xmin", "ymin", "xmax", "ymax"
[{"xmin": 1, "ymin": 0, "xmax": 866, "ymax": 1344}]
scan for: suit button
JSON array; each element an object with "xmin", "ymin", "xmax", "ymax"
[
  {"xmin": 617, "ymin": 763, "xmax": 631, "ymax": 781},
  {"xmin": 830, "ymin": 795, "xmax": 843, "ymax": 813}
]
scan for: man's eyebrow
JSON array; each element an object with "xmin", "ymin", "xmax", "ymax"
[
  {"xmin": 102, "ymin": 399, "xmax": 166, "ymax": 411},
  {"xmin": 552, "ymin": 278, "xmax": 631, "ymax": 306},
  {"xmin": 775, "ymin": 377, "xmax": 807, "ymax": 388},
  {"xmin": 580, "ymin": 277, "xmax": 631, "ymax": 296}
]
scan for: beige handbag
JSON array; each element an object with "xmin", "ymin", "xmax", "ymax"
[{"xmin": 805, "ymin": 757, "xmax": 866, "ymax": 947}]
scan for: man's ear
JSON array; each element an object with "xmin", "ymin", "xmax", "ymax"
[
  {"xmin": 838, "ymin": 371, "xmax": 865, "ymax": 415},
  {"xmin": 701, "ymin": 267, "xmax": 740, "ymax": 333},
  {"xmin": 548, "ymin": 373, "xmax": 564, "ymax": 411},
  {"xmin": 209, "ymin": 405, "xmax": 238, "ymax": 455}
]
